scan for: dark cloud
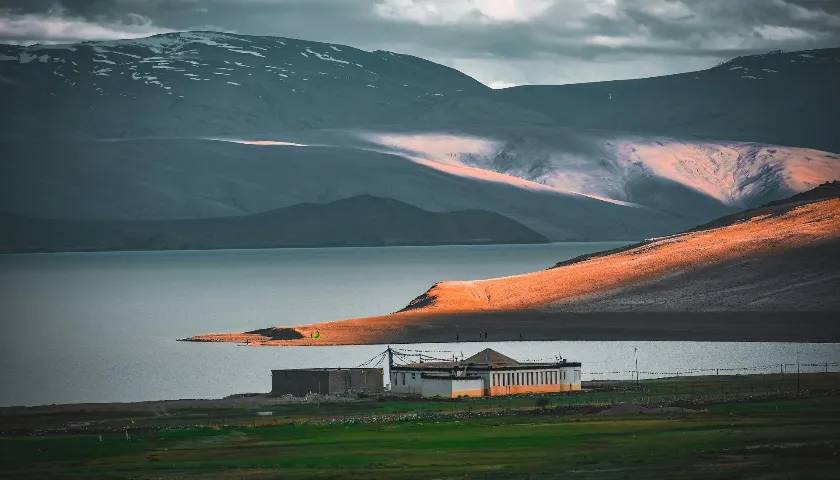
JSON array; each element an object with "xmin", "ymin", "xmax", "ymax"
[{"xmin": 1, "ymin": 0, "xmax": 839, "ymax": 86}]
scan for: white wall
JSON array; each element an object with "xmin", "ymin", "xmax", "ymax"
[
  {"xmin": 390, "ymin": 370, "xmax": 425, "ymax": 395},
  {"xmin": 390, "ymin": 370, "xmax": 483, "ymax": 397}
]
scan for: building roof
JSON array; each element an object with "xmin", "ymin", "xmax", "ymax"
[
  {"xmin": 421, "ymin": 373, "xmax": 483, "ymax": 380},
  {"xmin": 392, "ymin": 348, "xmax": 581, "ymax": 371},
  {"xmin": 463, "ymin": 348, "xmax": 521, "ymax": 367}
]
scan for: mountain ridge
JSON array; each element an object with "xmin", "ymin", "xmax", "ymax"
[{"xmin": 0, "ymin": 195, "xmax": 550, "ymax": 253}]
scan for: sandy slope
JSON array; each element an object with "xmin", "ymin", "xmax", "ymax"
[
  {"xmin": 185, "ymin": 192, "xmax": 840, "ymax": 345},
  {"xmin": 404, "ymin": 197, "xmax": 840, "ymax": 314}
]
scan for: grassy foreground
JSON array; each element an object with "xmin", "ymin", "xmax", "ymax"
[{"xmin": 2, "ymin": 374, "xmax": 840, "ymax": 479}]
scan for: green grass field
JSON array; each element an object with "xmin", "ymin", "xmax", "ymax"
[{"xmin": 3, "ymin": 374, "xmax": 840, "ymax": 479}]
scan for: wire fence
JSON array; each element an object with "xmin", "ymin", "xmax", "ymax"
[
  {"xmin": 585, "ymin": 362, "xmax": 840, "ymax": 378},
  {"xmin": 359, "ymin": 347, "xmax": 840, "ymax": 381}
]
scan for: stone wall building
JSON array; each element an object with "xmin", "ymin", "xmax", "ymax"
[{"xmin": 271, "ymin": 368, "xmax": 383, "ymax": 396}]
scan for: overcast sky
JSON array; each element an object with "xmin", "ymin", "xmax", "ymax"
[{"xmin": 1, "ymin": 0, "xmax": 839, "ymax": 87}]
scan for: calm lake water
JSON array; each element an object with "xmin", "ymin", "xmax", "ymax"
[{"xmin": 1, "ymin": 243, "xmax": 838, "ymax": 407}]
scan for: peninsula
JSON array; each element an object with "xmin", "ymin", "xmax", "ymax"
[{"xmin": 184, "ymin": 183, "xmax": 840, "ymax": 345}]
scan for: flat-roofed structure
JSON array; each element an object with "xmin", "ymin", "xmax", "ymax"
[
  {"xmin": 271, "ymin": 368, "xmax": 383, "ymax": 397},
  {"xmin": 390, "ymin": 348, "xmax": 581, "ymax": 398}
]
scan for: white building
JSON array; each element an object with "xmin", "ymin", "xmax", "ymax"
[{"xmin": 390, "ymin": 348, "xmax": 581, "ymax": 398}]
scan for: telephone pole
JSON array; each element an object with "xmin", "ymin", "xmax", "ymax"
[
  {"xmin": 634, "ymin": 347, "xmax": 639, "ymax": 386},
  {"xmin": 796, "ymin": 351, "xmax": 801, "ymax": 395},
  {"xmin": 386, "ymin": 346, "xmax": 394, "ymax": 390}
]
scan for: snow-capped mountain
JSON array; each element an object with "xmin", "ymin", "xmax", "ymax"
[
  {"xmin": 0, "ymin": 31, "xmax": 493, "ymax": 138},
  {"xmin": 1, "ymin": 32, "xmax": 838, "ymax": 243}
]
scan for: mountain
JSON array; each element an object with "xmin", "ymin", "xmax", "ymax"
[
  {"xmin": 496, "ymin": 48, "xmax": 840, "ymax": 153},
  {"xmin": 0, "ymin": 137, "xmax": 689, "ymax": 241},
  {"xmin": 185, "ymin": 183, "xmax": 840, "ymax": 345},
  {"xmin": 0, "ymin": 195, "xmax": 549, "ymax": 253},
  {"xmin": 0, "ymin": 31, "xmax": 495, "ymax": 138},
  {"xmin": 1, "ymin": 32, "xmax": 839, "ymax": 242}
]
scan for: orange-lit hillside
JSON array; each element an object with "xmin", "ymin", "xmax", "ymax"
[{"xmin": 186, "ymin": 185, "xmax": 840, "ymax": 346}]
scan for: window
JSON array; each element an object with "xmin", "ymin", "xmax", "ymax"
[
  {"xmin": 401, "ymin": 373, "xmax": 405, "ymax": 385},
  {"xmin": 411, "ymin": 373, "xmax": 416, "ymax": 379}
]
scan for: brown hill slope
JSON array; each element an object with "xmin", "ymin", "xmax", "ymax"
[{"xmin": 185, "ymin": 183, "xmax": 840, "ymax": 345}]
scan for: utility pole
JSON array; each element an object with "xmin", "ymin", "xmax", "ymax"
[
  {"xmin": 386, "ymin": 346, "xmax": 394, "ymax": 391},
  {"xmin": 796, "ymin": 351, "xmax": 801, "ymax": 395},
  {"xmin": 634, "ymin": 347, "xmax": 639, "ymax": 386}
]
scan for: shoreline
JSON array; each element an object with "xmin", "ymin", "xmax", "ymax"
[
  {"xmin": 182, "ymin": 311, "xmax": 840, "ymax": 346},
  {"xmin": 2, "ymin": 372, "xmax": 836, "ymax": 416}
]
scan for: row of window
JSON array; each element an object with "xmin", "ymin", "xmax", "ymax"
[
  {"xmin": 492, "ymin": 370, "xmax": 571, "ymax": 387},
  {"xmin": 393, "ymin": 370, "xmax": 578, "ymax": 388}
]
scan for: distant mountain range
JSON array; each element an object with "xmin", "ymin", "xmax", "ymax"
[
  {"xmin": 1, "ymin": 32, "xmax": 838, "ymax": 248},
  {"xmin": 0, "ymin": 195, "xmax": 547, "ymax": 253}
]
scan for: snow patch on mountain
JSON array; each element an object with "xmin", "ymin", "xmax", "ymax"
[
  {"xmin": 303, "ymin": 47, "xmax": 350, "ymax": 65},
  {"xmin": 208, "ymin": 138, "xmax": 308, "ymax": 147}
]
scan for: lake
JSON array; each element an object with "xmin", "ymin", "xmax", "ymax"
[{"xmin": 1, "ymin": 243, "xmax": 838, "ymax": 406}]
